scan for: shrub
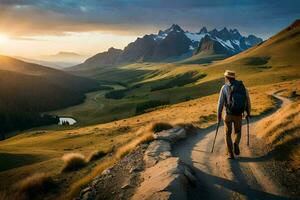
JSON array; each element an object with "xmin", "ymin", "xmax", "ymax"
[
  {"xmin": 15, "ymin": 173, "xmax": 56, "ymax": 199},
  {"xmin": 199, "ymin": 114, "xmax": 217, "ymax": 123},
  {"xmin": 151, "ymin": 122, "xmax": 173, "ymax": 133},
  {"xmin": 64, "ymin": 130, "xmax": 154, "ymax": 200},
  {"xmin": 88, "ymin": 149, "xmax": 111, "ymax": 162},
  {"xmin": 62, "ymin": 153, "xmax": 87, "ymax": 172}
]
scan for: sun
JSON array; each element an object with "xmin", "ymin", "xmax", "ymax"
[{"xmin": 0, "ymin": 34, "xmax": 9, "ymax": 44}]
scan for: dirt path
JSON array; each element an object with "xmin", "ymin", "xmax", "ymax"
[{"xmin": 173, "ymin": 93, "xmax": 296, "ymax": 200}]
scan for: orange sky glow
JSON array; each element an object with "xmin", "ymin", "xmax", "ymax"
[{"xmin": 0, "ymin": 32, "xmax": 139, "ymax": 58}]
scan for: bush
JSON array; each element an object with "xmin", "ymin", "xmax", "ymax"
[
  {"xmin": 199, "ymin": 114, "xmax": 217, "ymax": 123},
  {"xmin": 62, "ymin": 153, "xmax": 87, "ymax": 172},
  {"xmin": 151, "ymin": 122, "xmax": 173, "ymax": 133},
  {"xmin": 88, "ymin": 149, "xmax": 111, "ymax": 162},
  {"xmin": 15, "ymin": 173, "xmax": 56, "ymax": 199}
]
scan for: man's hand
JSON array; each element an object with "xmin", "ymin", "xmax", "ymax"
[{"xmin": 245, "ymin": 113, "xmax": 251, "ymax": 120}]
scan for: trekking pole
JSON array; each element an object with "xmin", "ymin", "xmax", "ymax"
[
  {"xmin": 211, "ymin": 120, "xmax": 221, "ymax": 153},
  {"xmin": 246, "ymin": 117, "xmax": 250, "ymax": 146}
]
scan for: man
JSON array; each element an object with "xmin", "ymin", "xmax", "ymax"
[{"xmin": 217, "ymin": 70, "xmax": 251, "ymax": 159}]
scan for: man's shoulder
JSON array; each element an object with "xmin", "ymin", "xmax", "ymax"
[
  {"xmin": 219, "ymin": 84, "xmax": 230, "ymax": 95},
  {"xmin": 221, "ymin": 84, "xmax": 230, "ymax": 90}
]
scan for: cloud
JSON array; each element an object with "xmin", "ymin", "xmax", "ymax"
[{"xmin": 0, "ymin": 0, "xmax": 299, "ymax": 38}]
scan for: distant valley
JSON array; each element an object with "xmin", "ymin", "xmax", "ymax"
[{"xmin": 0, "ymin": 55, "xmax": 101, "ymax": 134}]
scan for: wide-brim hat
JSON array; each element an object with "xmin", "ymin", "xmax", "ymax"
[{"xmin": 224, "ymin": 70, "xmax": 236, "ymax": 78}]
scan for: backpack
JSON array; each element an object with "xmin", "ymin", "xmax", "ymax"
[{"xmin": 226, "ymin": 80, "xmax": 247, "ymax": 115}]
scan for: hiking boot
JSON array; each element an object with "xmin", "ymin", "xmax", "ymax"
[
  {"xmin": 227, "ymin": 152, "xmax": 235, "ymax": 159},
  {"xmin": 228, "ymin": 153, "xmax": 235, "ymax": 159},
  {"xmin": 234, "ymin": 143, "xmax": 240, "ymax": 155}
]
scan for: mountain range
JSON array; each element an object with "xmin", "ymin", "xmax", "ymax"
[{"xmin": 72, "ymin": 24, "xmax": 262, "ymax": 70}]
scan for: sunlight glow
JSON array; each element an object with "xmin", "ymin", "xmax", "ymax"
[{"xmin": 0, "ymin": 34, "xmax": 8, "ymax": 44}]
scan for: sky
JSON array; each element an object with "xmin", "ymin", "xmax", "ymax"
[{"xmin": 0, "ymin": 0, "xmax": 299, "ymax": 58}]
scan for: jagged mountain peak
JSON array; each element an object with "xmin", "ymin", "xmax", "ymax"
[
  {"xmin": 170, "ymin": 24, "xmax": 183, "ymax": 31},
  {"xmin": 229, "ymin": 28, "xmax": 239, "ymax": 34},
  {"xmin": 220, "ymin": 27, "xmax": 229, "ymax": 32},
  {"xmin": 162, "ymin": 24, "xmax": 184, "ymax": 34},
  {"xmin": 75, "ymin": 24, "xmax": 263, "ymax": 67},
  {"xmin": 209, "ymin": 28, "xmax": 219, "ymax": 35},
  {"xmin": 199, "ymin": 27, "xmax": 208, "ymax": 34}
]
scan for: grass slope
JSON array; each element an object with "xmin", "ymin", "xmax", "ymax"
[
  {"xmin": 1, "ymin": 20, "xmax": 299, "ymax": 199},
  {"xmin": 1, "ymin": 79, "xmax": 298, "ymax": 199},
  {"xmin": 57, "ymin": 20, "xmax": 300, "ymax": 126}
]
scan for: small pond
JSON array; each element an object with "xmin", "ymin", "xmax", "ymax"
[{"xmin": 58, "ymin": 117, "xmax": 77, "ymax": 125}]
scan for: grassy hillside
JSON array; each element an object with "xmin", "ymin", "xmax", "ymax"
[
  {"xmin": 1, "ymin": 79, "xmax": 298, "ymax": 200},
  {"xmin": 59, "ymin": 20, "xmax": 300, "ymax": 126},
  {"xmin": 0, "ymin": 20, "xmax": 299, "ymax": 200},
  {"xmin": 0, "ymin": 56, "xmax": 100, "ymax": 134}
]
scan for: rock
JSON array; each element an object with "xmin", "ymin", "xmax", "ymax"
[
  {"xmin": 130, "ymin": 165, "xmax": 143, "ymax": 173},
  {"xmin": 121, "ymin": 183, "xmax": 131, "ymax": 189},
  {"xmin": 132, "ymin": 157, "xmax": 192, "ymax": 200},
  {"xmin": 144, "ymin": 140, "xmax": 171, "ymax": 167},
  {"xmin": 154, "ymin": 127, "xmax": 186, "ymax": 143},
  {"xmin": 91, "ymin": 179, "xmax": 99, "ymax": 187},
  {"xmin": 80, "ymin": 187, "xmax": 91, "ymax": 195},
  {"xmin": 159, "ymin": 151, "xmax": 172, "ymax": 159},
  {"xmin": 81, "ymin": 187, "xmax": 93, "ymax": 200},
  {"xmin": 119, "ymin": 192, "xmax": 124, "ymax": 199},
  {"xmin": 140, "ymin": 143, "xmax": 148, "ymax": 149},
  {"xmin": 101, "ymin": 168, "xmax": 111, "ymax": 175},
  {"xmin": 81, "ymin": 193, "xmax": 89, "ymax": 200},
  {"xmin": 121, "ymin": 178, "xmax": 132, "ymax": 189}
]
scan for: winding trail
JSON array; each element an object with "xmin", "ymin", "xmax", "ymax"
[{"xmin": 173, "ymin": 93, "xmax": 296, "ymax": 200}]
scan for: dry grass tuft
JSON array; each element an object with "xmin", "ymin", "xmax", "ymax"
[
  {"xmin": 150, "ymin": 122, "xmax": 173, "ymax": 133},
  {"xmin": 115, "ymin": 130, "xmax": 154, "ymax": 159},
  {"xmin": 88, "ymin": 148, "xmax": 112, "ymax": 162},
  {"xmin": 256, "ymin": 100, "xmax": 300, "ymax": 169},
  {"xmin": 62, "ymin": 153, "xmax": 87, "ymax": 172},
  {"xmin": 15, "ymin": 173, "xmax": 56, "ymax": 200},
  {"xmin": 63, "ymin": 130, "xmax": 154, "ymax": 200}
]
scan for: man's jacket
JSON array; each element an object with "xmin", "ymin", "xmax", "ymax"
[{"xmin": 217, "ymin": 82, "xmax": 251, "ymax": 117}]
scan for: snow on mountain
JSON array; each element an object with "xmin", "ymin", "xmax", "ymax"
[
  {"xmin": 184, "ymin": 32, "xmax": 206, "ymax": 42},
  {"xmin": 75, "ymin": 24, "xmax": 263, "ymax": 67},
  {"xmin": 153, "ymin": 25, "xmax": 262, "ymax": 56}
]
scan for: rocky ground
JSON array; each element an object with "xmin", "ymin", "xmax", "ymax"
[
  {"xmin": 77, "ymin": 125, "xmax": 197, "ymax": 200},
  {"xmin": 76, "ymin": 144, "xmax": 147, "ymax": 200}
]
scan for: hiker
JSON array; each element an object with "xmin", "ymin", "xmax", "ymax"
[{"xmin": 217, "ymin": 70, "xmax": 251, "ymax": 159}]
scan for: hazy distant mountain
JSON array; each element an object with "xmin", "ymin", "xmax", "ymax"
[
  {"xmin": 72, "ymin": 48, "xmax": 123, "ymax": 70},
  {"xmin": 38, "ymin": 51, "xmax": 87, "ymax": 68},
  {"xmin": 70, "ymin": 24, "xmax": 262, "ymax": 70},
  {"xmin": 16, "ymin": 56, "xmax": 66, "ymax": 69},
  {"xmin": 55, "ymin": 51, "xmax": 81, "ymax": 57}
]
